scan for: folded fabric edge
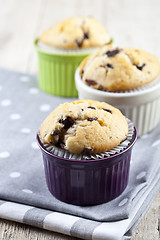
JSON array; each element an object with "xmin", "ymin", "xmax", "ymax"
[
  {"xmin": 123, "ymin": 174, "xmax": 160, "ymax": 239},
  {"xmin": 0, "ymin": 198, "xmax": 131, "ymax": 240},
  {"xmin": 0, "ymin": 170, "xmax": 159, "ymax": 240},
  {"xmin": 128, "ymin": 165, "xmax": 160, "ymax": 219}
]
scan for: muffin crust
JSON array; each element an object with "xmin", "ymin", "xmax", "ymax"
[
  {"xmin": 39, "ymin": 16, "xmax": 111, "ymax": 49},
  {"xmin": 79, "ymin": 46, "xmax": 160, "ymax": 91},
  {"xmin": 40, "ymin": 100, "xmax": 128, "ymax": 154}
]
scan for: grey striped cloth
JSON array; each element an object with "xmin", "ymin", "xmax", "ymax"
[{"xmin": 0, "ymin": 68, "xmax": 160, "ymax": 240}]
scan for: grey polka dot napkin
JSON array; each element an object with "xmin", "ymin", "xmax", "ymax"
[{"xmin": 0, "ymin": 67, "xmax": 160, "ymax": 240}]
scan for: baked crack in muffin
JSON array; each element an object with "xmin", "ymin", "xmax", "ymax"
[
  {"xmin": 40, "ymin": 100, "xmax": 128, "ymax": 154},
  {"xmin": 39, "ymin": 16, "xmax": 111, "ymax": 50},
  {"xmin": 79, "ymin": 46, "xmax": 160, "ymax": 91}
]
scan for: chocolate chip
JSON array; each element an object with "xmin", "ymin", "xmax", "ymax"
[
  {"xmin": 51, "ymin": 129, "xmax": 61, "ymax": 136},
  {"xmin": 103, "ymin": 108, "xmax": 112, "ymax": 114},
  {"xmin": 136, "ymin": 63, "xmax": 146, "ymax": 71},
  {"xmin": 81, "ymin": 109, "xmax": 84, "ymax": 111},
  {"xmin": 85, "ymin": 79, "xmax": 97, "ymax": 86},
  {"xmin": 84, "ymin": 32, "xmax": 89, "ymax": 39},
  {"xmin": 87, "ymin": 117, "xmax": 98, "ymax": 121},
  {"xmin": 55, "ymin": 137, "xmax": 65, "ymax": 149},
  {"xmin": 75, "ymin": 39, "xmax": 83, "ymax": 48},
  {"xmin": 106, "ymin": 49, "xmax": 120, "ymax": 57},
  {"xmin": 59, "ymin": 143, "xmax": 65, "ymax": 149},
  {"xmin": 106, "ymin": 63, "xmax": 114, "ymax": 69},
  {"xmin": 88, "ymin": 106, "xmax": 96, "ymax": 110},
  {"xmin": 82, "ymin": 148, "xmax": 94, "ymax": 155},
  {"xmin": 59, "ymin": 116, "xmax": 75, "ymax": 129},
  {"xmin": 75, "ymin": 32, "xmax": 89, "ymax": 48}
]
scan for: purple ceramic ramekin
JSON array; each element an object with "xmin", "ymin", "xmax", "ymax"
[{"xmin": 37, "ymin": 126, "xmax": 137, "ymax": 206}]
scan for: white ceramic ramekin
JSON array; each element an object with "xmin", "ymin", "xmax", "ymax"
[{"xmin": 75, "ymin": 68, "xmax": 160, "ymax": 136}]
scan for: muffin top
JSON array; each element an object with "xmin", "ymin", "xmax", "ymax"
[
  {"xmin": 79, "ymin": 46, "xmax": 160, "ymax": 91},
  {"xmin": 39, "ymin": 16, "xmax": 111, "ymax": 49},
  {"xmin": 39, "ymin": 100, "xmax": 128, "ymax": 154}
]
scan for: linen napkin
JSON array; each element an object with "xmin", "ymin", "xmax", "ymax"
[{"xmin": 0, "ymin": 67, "xmax": 160, "ymax": 240}]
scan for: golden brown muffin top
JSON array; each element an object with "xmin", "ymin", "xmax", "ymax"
[
  {"xmin": 39, "ymin": 100, "xmax": 128, "ymax": 154},
  {"xmin": 79, "ymin": 46, "xmax": 160, "ymax": 91},
  {"xmin": 39, "ymin": 16, "xmax": 111, "ymax": 49}
]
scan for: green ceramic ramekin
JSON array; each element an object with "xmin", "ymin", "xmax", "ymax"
[{"xmin": 34, "ymin": 39, "xmax": 93, "ymax": 97}]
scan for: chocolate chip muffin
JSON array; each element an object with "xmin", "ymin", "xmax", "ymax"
[
  {"xmin": 39, "ymin": 16, "xmax": 111, "ymax": 50},
  {"xmin": 39, "ymin": 100, "xmax": 128, "ymax": 154},
  {"xmin": 79, "ymin": 46, "xmax": 160, "ymax": 91}
]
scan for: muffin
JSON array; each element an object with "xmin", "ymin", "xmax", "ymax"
[
  {"xmin": 37, "ymin": 100, "xmax": 137, "ymax": 205},
  {"xmin": 75, "ymin": 46, "xmax": 160, "ymax": 136},
  {"xmin": 39, "ymin": 100, "xmax": 128, "ymax": 154},
  {"xmin": 39, "ymin": 17, "xmax": 111, "ymax": 50},
  {"xmin": 34, "ymin": 16, "xmax": 112, "ymax": 97}
]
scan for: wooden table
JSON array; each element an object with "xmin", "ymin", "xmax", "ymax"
[{"xmin": 0, "ymin": 0, "xmax": 160, "ymax": 239}]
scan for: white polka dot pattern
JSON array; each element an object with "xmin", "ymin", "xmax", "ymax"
[
  {"xmin": 118, "ymin": 198, "xmax": 128, "ymax": 207},
  {"xmin": 31, "ymin": 142, "xmax": 39, "ymax": 149},
  {"xmin": 22, "ymin": 189, "xmax": 33, "ymax": 194},
  {"xmin": 141, "ymin": 134, "xmax": 148, "ymax": 139},
  {"xmin": 10, "ymin": 172, "xmax": 21, "ymax": 178},
  {"xmin": 136, "ymin": 171, "xmax": 146, "ymax": 180},
  {"xmin": 1, "ymin": 99, "xmax": 11, "ymax": 106},
  {"xmin": 21, "ymin": 128, "xmax": 31, "ymax": 134},
  {"xmin": 0, "ymin": 152, "xmax": 10, "ymax": 158},
  {"xmin": 10, "ymin": 114, "xmax": 21, "ymax": 120},
  {"xmin": 152, "ymin": 139, "xmax": 160, "ymax": 147},
  {"xmin": 20, "ymin": 76, "xmax": 30, "ymax": 82},
  {"xmin": 40, "ymin": 104, "xmax": 51, "ymax": 112},
  {"xmin": 29, "ymin": 88, "xmax": 39, "ymax": 94}
]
